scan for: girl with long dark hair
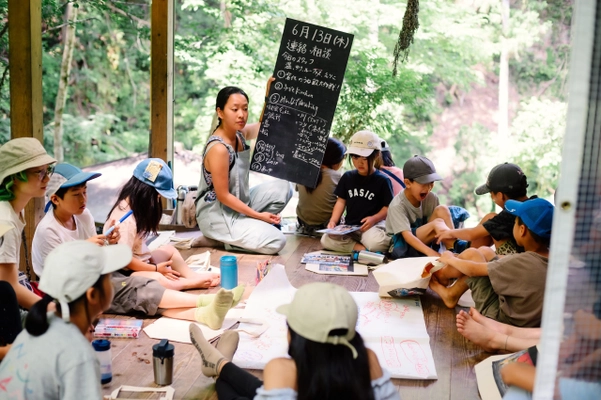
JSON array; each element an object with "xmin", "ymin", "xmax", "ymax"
[
  {"xmin": 195, "ymin": 81, "xmax": 293, "ymax": 254},
  {"xmin": 189, "ymin": 282, "xmax": 399, "ymax": 400},
  {"xmin": 106, "ymin": 158, "xmax": 220, "ymax": 290},
  {"xmin": 296, "ymin": 137, "xmax": 346, "ymax": 236},
  {"xmin": 0, "ymin": 240, "xmax": 131, "ymax": 399}
]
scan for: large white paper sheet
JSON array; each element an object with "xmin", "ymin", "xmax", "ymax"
[{"xmin": 234, "ymin": 264, "xmax": 437, "ymax": 379}]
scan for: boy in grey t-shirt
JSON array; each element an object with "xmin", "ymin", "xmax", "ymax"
[{"xmin": 385, "ymin": 155, "xmax": 468, "ymax": 259}]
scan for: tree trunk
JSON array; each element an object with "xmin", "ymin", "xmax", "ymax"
[
  {"xmin": 498, "ymin": 0, "xmax": 510, "ymax": 137},
  {"xmin": 53, "ymin": 3, "xmax": 78, "ymax": 163}
]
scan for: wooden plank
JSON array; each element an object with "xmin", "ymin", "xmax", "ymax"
[
  {"xmin": 101, "ymin": 235, "xmax": 487, "ymax": 399},
  {"xmin": 7, "ymin": 0, "xmax": 45, "ymax": 278},
  {"xmin": 149, "ymin": 0, "xmax": 174, "ymax": 165}
]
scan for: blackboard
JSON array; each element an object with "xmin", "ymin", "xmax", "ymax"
[{"xmin": 250, "ymin": 18, "xmax": 354, "ymax": 188}]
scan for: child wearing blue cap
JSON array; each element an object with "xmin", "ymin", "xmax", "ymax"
[
  {"xmin": 34, "ymin": 163, "xmax": 242, "ymax": 329},
  {"xmin": 429, "ymin": 198, "xmax": 554, "ymax": 327},
  {"xmin": 105, "ymin": 158, "xmax": 221, "ymax": 291}
]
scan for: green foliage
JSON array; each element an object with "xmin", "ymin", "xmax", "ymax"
[
  {"xmin": 0, "ymin": 0, "xmax": 570, "ymax": 216},
  {"xmin": 441, "ymin": 124, "xmax": 497, "ymax": 218},
  {"xmin": 505, "ymin": 97, "xmax": 565, "ymax": 198}
]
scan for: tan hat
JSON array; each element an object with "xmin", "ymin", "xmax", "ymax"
[
  {"xmin": 276, "ymin": 282, "xmax": 359, "ymax": 358},
  {"xmin": 0, "ymin": 138, "xmax": 56, "ymax": 183},
  {"xmin": 39, "ymin": 241, "xmax": 132, "ymax": 322},
  {"xmin": 346, "ymin": 130, "xmax": 381, "ymax": 157}
]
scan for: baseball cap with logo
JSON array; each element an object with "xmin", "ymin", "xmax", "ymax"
[
  {"xmin": 0, "ymin": 138, "xmax": 56, "ymax": 184},
  {"xmin": 276, "ymin": 282, "xmax": 359, "ymax": 359},
  {"xmin": 133, "ymin": 158, "xmax": 177, "ymax": 199},
  {"xmin": 346, "ymin": 130, "xmax": 382, "ymax": 157},
  {"xmin": 39, "ymin": 241, "xmax": 132, "ymax": 322},
  {"xmin": 475, "ymin": 163, "xmax": 528, "ymax": 196},
  {"xmin": 403, "ymin": 155, "xmax": 442, "ymax": 184},
  {"xmin": 44, "ymin": 163, "xmax": 102, "ymax": 212},
  {"xmin": 505, "ymin": 198, "xmax": 554, "ymax": 239}
]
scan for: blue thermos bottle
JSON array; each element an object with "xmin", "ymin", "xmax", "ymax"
[{"xmin": 220, "ymin": 255, "xmax": 238, "ymax": 289}]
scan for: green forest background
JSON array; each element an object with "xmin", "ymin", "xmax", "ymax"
[{"xmin": 0, "ymin": 0, "xmax": 571, "ymax": 219}]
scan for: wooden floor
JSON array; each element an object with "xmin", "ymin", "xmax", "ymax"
[{"xmin": 101, "ymin": 233, "xmax": 490, "ymax": 399}]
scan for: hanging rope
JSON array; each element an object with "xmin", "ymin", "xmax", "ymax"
[{"xmin": 392, "ymin": 0, "xmax": 420, "ymax": 76}]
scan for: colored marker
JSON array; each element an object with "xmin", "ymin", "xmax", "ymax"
[{"xmin": 104, "ymin": 209, "xmax": 133, "ymax": 236}]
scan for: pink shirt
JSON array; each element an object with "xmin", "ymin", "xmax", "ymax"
[
  {"xmin": 381, "ymin": 166, "xmax": 405, "ymax": 196},
  {"xmin": 104, "ymin": 200, "xmax": 152, "ymax": 262}
]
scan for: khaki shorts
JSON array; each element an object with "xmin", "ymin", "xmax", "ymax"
[
  {"xmin": 107, "ymin": 272, "xmax": 166, "ymax": 316},
  {"xmin": 466, "ymin": 276, "xmax": 513, "ymax": 325}
]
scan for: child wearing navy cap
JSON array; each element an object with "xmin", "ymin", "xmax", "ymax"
[{"xmin": 430, "ymin": 198, "xmax": 554, "ymax": 327}]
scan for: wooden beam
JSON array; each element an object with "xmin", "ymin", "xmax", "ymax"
[
  {"xmin": 150, "ymin": 0, "xmax": 174, "ymax": 169},
  {"xmin": 8, "ymin": 0, "xmax": 44, "ymax": 279}
]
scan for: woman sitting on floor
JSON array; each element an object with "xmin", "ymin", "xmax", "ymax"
[
  {"xmin": 195, "ymin": 81, "xmax": 293, "ymax": 255},
  {"xmin": 189, "ymin": 282, "xmax": 400, "ymax": 400}
]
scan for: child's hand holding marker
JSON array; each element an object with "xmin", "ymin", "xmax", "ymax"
[{"xmin": 102, "ymin": 210, "xmax": 132, "ymax": 245}]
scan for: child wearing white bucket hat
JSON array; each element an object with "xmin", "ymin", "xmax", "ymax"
[
  {"xmin": 0, "ymin": 240, "xmax": 131, "ymax": 399},
  {"xmin": 189, "ymin": 282, "xmax": 400, "ymax": 400},
  {"xmin": 0, "ymin": 138, "xmax": 56, "ymax": 311}
]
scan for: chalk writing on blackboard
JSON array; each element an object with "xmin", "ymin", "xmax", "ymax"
[{"xmin": 251, "ymin": 18, "xmax": 354, "ymax": 188}]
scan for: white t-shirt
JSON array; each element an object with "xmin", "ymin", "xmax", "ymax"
[
  {"xmin": 32, "ymin": 208, "xmax": 97, "ymax": 276},
  {"xmin": 0, "ymin": 200, "xmax": 25, "ymax": 266},
  {"xmin": 0, "ymin": 313, "xmax": 102, "ymax": 400}
]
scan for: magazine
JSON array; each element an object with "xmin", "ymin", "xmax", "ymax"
[
  {"xmin": 315, "ymin": 225, "xmax": 361, "ymax": 235},
  {"xmin": 302, "ymin": 251, "xmax": 368, "ymax": 276},
  {"xmin": 475, "ymin": 346, "xmax": 538, "ymax": 400}
]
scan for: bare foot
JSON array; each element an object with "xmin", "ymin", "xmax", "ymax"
[
  {"xmin": 429, "ymin": 276, "xmax": 460, "ymax": 308},
  {"xmin": 469, "ymin": 307, "xmax": 509, "ymax": 336},
  {"xmin": 432, "ymin": 268, "xmax": 451, "ymax": 287},
  {"xmin": 456, "ymin": 310, "xmax": 502, "ymax": 352}
]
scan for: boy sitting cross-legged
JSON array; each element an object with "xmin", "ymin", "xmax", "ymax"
[
  {"xmin": 430, "ymin": 198, "xmax": 554, "ymax": 327},
  {"xmin": 385, "ymin": 155, "xmax": 469, "ymax": 259}
]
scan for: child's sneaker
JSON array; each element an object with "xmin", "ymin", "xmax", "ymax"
[{"xmin": 451, "ymin": 239, "xmax": 470, "ymax": 254}]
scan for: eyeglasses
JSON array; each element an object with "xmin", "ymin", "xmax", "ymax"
[{"xmin": 30, "ymin": 165, "xmax": 55, "ymax": 181}]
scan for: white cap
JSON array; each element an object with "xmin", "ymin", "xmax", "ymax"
[
  {"xmin": 276, "ymin": 282, "xmax": 359, "ymax": 358},
  {"xmin": 39, "ymin": 241, "xmax": 132, "ymax": 322},
  {"xmin": 346, "ymin": 130, "xmax": 381, "ymax": 157}
]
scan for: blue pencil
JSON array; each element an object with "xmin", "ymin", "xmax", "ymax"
[{"xmin": 104, "ymin": 209, "xmax": 133, "ymax": 235}]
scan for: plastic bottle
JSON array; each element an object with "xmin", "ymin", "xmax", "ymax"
[{"xmin": 92, "ymin": 339, "xmax": 112, "ymax": 384}]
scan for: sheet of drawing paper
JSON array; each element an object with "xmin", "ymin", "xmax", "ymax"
[
  {"xmin": 143, "ymin": 308, "xmax": 244, "ymax": 344},
  {"xmin": 233, "ymin": 265, "xmax": 295, "ymax": 368},
  {"xmin": 353, "ymin": 292, "xmax": 437, "ymax": 379},
  {"xmin": 234, "ymin": 264, "xmax": 438, "ymax": 379}
]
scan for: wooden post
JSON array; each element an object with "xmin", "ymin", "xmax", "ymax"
[
  {"xmin": 150, "ymin": 0, "xmax": 174, "ymax": 168},
  {"xmin": 8, "ymin": 0, "xmax": 44, "ymax": 279}
]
